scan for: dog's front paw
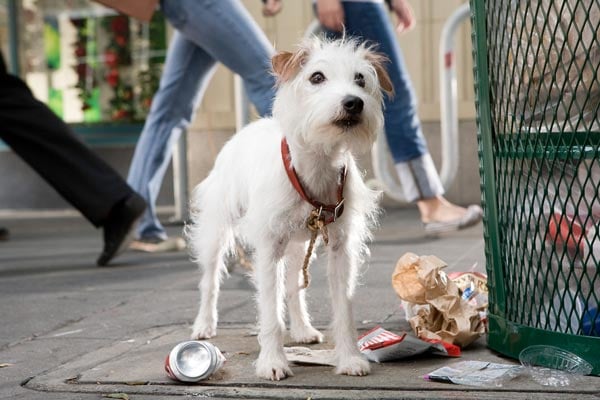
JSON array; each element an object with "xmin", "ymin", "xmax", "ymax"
[
  {"xmin": 336, "ymin": 355, "xmax": 371, "ymax": 376},
  {"xmin": 290, "ymin": 326, "xmax": 324, "ymax": 344},
  {"xmin": 255, "ymin": 355, "xmax": 293, "ymax": 381},
  {"xmin": 191, "ymin": 321, "xmax": 217, "ymax": 340}
]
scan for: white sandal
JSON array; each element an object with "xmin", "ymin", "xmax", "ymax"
[
  {"xmin": 423, "ymin": 205, "xmax": 484, "ymax": 235},
  {"xmin": 129, "ymin": 236, "xmax": 186, "ymax": 253}
]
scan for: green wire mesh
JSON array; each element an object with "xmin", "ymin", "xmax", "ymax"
[{"xmin": 471, "ymin": 0, "xmax": 600, "ymax": 373}]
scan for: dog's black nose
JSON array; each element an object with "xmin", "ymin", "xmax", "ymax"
[{"xmin": 342, "ymin": 95, "xmax": 364, "ymax": 115}]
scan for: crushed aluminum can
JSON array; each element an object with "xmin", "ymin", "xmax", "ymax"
[{"xmin": 165, "ymin": 341, "xmax": 225, "ymax": 382}]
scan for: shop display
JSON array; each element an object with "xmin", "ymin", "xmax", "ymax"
[{"xmin": 18, "ymin": 0, "xmax": 167, "ymax": 124}]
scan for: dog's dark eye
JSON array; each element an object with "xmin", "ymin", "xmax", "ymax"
[
  {"xmin": 354, "ymin": 73, "xmax": 365, "ymax": 88},
  {"xmin": 309, "ymin": 72, "xmax": 326, "ymax": 85}
]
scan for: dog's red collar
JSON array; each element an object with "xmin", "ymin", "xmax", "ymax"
[{"xmin": 281, "ymin": 138, "xmax": 346, "ymax": 225}]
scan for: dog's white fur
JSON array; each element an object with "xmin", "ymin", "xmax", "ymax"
[{"xmin": 186, "ymin": 37, "xmax": 391, "ymax": 380}]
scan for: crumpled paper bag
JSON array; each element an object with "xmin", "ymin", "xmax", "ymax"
[{"xmin": 391, "ymin": 252, "xmax": 486, "ymax": 348}]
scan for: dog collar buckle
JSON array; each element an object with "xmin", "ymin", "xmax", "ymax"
[{"xmin": 332, "ymin": 199, "xmax": 345, "ymax": 222}]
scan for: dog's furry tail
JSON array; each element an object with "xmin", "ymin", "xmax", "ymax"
[{"xmin": 184, "ymin": 175, "xmax": 236, "ymax": 276}]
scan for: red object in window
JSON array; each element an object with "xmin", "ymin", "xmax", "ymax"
[
  {"xmin": 104, "ymin": 49, "xmax": 119, "ymax": 68},
  {"xmin": 106, "ymin": 68, "xmax": 120, "ymax": 87},
  {"xmin": 547, "ymin": 212, "xmax": 585, "ymax": 254},
  {"xmin": 110, "ymin": 15, "xmax": 129, "ymax": 34}
]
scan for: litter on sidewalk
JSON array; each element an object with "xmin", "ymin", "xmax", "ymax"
[
  {"xmin": 284, "ymin": 326, "xmax": 460, "ymax": 367},
  {"xmin": 425, "ymin": 360, "xmax": 522, "ymax": 387},
  {"xmin": 519, "ymin": 345, "xmax": 593, "ymax": 387},
  {"xmin": 284, "ymin": 347, "xmax": 336, "ymax": 366},
  {"xmin": 357, "ymin": 326, "xmax": 460, "ymax": 362},
  {"xmin": 165, "ymin": 341, "xmax": 226, "ymax": 382},
  {"xmin": 392, "ymin": 253, "xmax": 487, "ymax": 348}
]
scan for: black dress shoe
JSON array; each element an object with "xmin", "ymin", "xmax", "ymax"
[
  {"xmin": 97, "ymin": 192, "xmax": 146, "ymax": 266},
  {"xmin": 0, "ymin": 227, "xmax": 9, "ymax": 241}
]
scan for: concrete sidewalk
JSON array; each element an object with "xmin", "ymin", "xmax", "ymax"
[{"xmin": 1, "ymin": 208, "xmax": 598, "ymax": 399}]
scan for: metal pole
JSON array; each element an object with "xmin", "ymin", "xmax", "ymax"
[
  {"xmin": 171, "ymin": 130, "xmax": 188, "ymax": 222},
  {"xmin": 370, "ymin": 129, "xmax": 408, "ymax": 202},
  {"xmin": 7, "ymin": 0, "xmax": 20, "ymax": 75},
  {"xmin": 234, "ymin": 75, "xmax": 250, "ymax": 131},
  {"xmin": 439, "ymin": 2, "xmax": 470, "ymax": 189}
]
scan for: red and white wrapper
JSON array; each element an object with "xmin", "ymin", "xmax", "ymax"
[{"xmin": 357, "ymin": 326, "xmax": 460, "ymax": 362}]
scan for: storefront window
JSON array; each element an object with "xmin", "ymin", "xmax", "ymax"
[{"xmin": 18, "ymin": 0, "xmax": 167, "ymax": 124}]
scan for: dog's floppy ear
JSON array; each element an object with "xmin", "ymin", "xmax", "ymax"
[
  {"xmin": 272, "ymin": 47, "xmax": 309, "ymax": 84},
  {"xmin": 365, "ymin": 51, "xmax": 394, "ymax": 98}
]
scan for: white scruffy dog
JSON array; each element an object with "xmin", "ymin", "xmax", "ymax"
[{"xmin": 186, "ymin": 37, "xmax": 392, "ymax": 380}]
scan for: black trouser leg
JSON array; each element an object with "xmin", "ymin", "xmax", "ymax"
[{"xmin": 0, "ymin": 71, "xmax": 133, "ymax": 227}]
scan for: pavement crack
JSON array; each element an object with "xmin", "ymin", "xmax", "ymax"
[{"xmin": 19, "ymin": 376, "xmax": 35, "ymax": 387}]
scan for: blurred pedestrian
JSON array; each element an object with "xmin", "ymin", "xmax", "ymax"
[
  {"xmin": 127, "ymin": 0, "xmax": 282, "ymax": 252},
  {"xmin": 0, "ymin": 52, "xmax": 146, "ymax": 266},
  {"xmin": 315, "ymin": 0, "xmax": 482, "ymax": 234}
]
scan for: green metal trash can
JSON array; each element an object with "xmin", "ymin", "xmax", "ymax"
[{"xmin": 470, "ymin": 0, "xmax": 600, "ymax": 375}]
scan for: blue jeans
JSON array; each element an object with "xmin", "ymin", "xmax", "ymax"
[
  {"xmin": 127, "ymin": 0, "xmax": 276, "ymax": 240},
  {"xmin": 321, "ymin": 1, "xmax": 442, "ymax": 201}
]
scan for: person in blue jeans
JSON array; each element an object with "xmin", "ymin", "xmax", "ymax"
[
  {"xmin": 127, "ymin": 0, "xmax": 282, "ymax": 251},
  {"xmin": 316, "ymin": 0, "xmax": 482, "ymax": 234}
]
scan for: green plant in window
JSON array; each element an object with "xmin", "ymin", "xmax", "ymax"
[
  {"xmin": 83, "ymin": 88, "xmax": 101, "ymax": 122},
  {"xmin": 47, "ymin": 88, "xmax": 63, "ymax": 118},
  {"xmin": 71, "ymin": 17, "xmax": 98, "ymax": 116},
  {"xmin": 102, "ymin": 15, "xmax": 134, "ymax": 121},
  {"xmin": 148, "ymin": 12, "xmax": 167, "ymax": 64},
  {"xmin": 137, "ymin": 65, "xmax": 160, "ymax": 116},
  {"xmin": 44, "ymin": 17, "xmax": 61, "ymax": 70}
]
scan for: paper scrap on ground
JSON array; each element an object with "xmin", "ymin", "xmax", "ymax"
[
  {"xmin": 425, "ymin": 360, "xmax": 522, "ymax": 386},
  {"xmin": 392, "ymin": 252, "xmax": 487, "ymax": 347},
  {"xmin": 284, "ymin": 347, "xmax": 336, "ymax": 366}
]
